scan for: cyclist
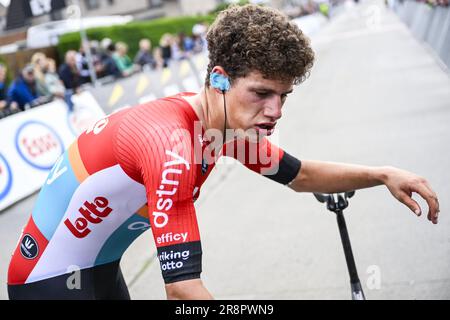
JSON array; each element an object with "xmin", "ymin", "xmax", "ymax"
[{"xmin": 7, "ymin": 4, "xmax": 440, "ymax": 300}]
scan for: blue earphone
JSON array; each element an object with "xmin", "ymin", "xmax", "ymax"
[
  {"xmin": 209, "ymin": 72, "xmax": 230, "ymax": 145},
  {"xmin": 210, "ymin": 72, "xmax": 230, "ymax": 92}
]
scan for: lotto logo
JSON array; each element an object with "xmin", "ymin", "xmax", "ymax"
[
  {"xmin": 64, "ymin": 196, "xmax": 113, "ymax": 238},
  {"xmin": 159, "ymin": 250, "xmax": 190, "ymax": 271}
]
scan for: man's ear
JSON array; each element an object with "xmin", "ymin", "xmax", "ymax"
[
  {"xmin": 211, "ymin": 66, "xmax": 228, "ymax": 78},
  {"xmin": 210, "ymin": 66, "xmax": 231, "ymax": 93}
]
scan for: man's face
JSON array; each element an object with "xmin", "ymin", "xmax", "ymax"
[
  {"xmin": 23, "ymin": 70, "xmax": 35, "ymax": 83},
  {"xmin": 118, "ymin": 46, "xmax": 127, "ymax": 56},
  {"xmin": 40, "ymin": 58, "xmax": 49, "ymax": 71},
  {"xmin": 225, "ymin": 71, "xmax": 293, "ymax": 141},
  {"xmin": 141, "ymin": 40, "xmax": 150, "ymax": 51},
  {"xmin": 67, "ymin": 54, "xmax": 77, "ymax": 67}
]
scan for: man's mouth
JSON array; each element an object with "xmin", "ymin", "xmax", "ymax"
[{"xmin": 254, "ymin": 122, "xmax": 276, "ymax": 135}]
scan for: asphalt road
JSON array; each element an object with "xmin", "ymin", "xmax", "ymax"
[{"xmin": 1, "ymin": 0, "xmax": 449, "ymax": 299}]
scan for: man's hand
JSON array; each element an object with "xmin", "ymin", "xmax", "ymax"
[
  {"xmin": 289, "ymin": 160, "xmax": 440, "ymax": 224},
  {"xmin": 10, "ymin": 101, "xmax": 18, "ymax": 110},
  {"xmin": 382, "ymin": 166, "xmax": 440, "ymax": 224}
]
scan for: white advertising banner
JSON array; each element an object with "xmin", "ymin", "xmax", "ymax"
[{"xmin": 0, "ymin": 92, "xmax": 105, "ymax": 212}]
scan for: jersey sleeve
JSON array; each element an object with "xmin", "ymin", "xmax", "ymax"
[
  {"xmin": 116, "ymin": 109, "xmax": 202, "ymax": 284},
  {"xmin": 223, "ymin": 138, "xmax": 301, "ymax": 185}
]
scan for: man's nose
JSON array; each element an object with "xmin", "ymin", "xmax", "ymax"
[{"xmin": 263, "ymin": 97, "xmax": 282, "ymax": 120}]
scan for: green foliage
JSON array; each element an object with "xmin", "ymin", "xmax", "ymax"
[
  {"xmin": 0, "ymin": 56, "xmax": 13, "ymax": 86},
  {"xmin": 209, "ymin": 0, "xmax": 250, "ymax": 15},
  {"xmin": 57, "ymin": 15, "xmax": 215, "ymax": 60}
]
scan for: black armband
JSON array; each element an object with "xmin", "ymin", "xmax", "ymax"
[
  {"xmin": 264, "ymin": 151, "xmax": 301, "ymax": 185},
  {"xmin": 157, "ymin": 241, "xmax": 202, "ymax": 284}
]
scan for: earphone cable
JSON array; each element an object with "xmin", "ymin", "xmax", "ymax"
[{"xmin": 222, "ymin": 90, "xmax": 227, "ymax": 146}]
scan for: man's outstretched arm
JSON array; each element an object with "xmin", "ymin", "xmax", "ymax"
[{"xmin": 288, "ymin": 160, "xmax": 440, "ymax": 224}]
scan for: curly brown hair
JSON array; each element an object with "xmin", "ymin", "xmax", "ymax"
[{"xmin": 206, "ymin": 4, "xmax": 315, "ymax": 87}]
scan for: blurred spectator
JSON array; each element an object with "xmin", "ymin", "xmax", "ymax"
[
  {"xmin": 159, "ymin": 33, "xmax": 173, "ymax": 68},
  {"xmin": 153, "ymin": 47, "xmax": 163, "ymax": 69},
  {"xmin": 58, "ymin": 50, "xmax": 82, "ymax": 92},
  {"xmin": 178, "ymin": 32, "xmax": 195, "ymax": 53},
  {"xmin": 0, "ymin": 63, "xmax": 19, "ymax": 116},
  {"xmin": 76, "ymin": 42, "xmax": 92, "ymax": 85},
  {"xmin": 440, "ymin": 0, "xmax": 449, "ymax": 6},
  {"xmin": 170, "ymin": 35, "xmax": 187, "ymax": 61},
  {"xmin": 318, "ymin": 1, "xmax": 330, "ymax": 18},
  {"xmin": 43, "ymin": 57, "xmax": 75, "ymax": 111},
  {"xmin": 89, "ymin": 40, "xmax": 106, "ymax": 77},
  {"xmin": 99, "ymin": 40, "xmax": 121, "ymax": 78},
  {"xmin": 307, "ymin": 0, "xmax": 319, "ymax": 15},
  {"xmin": 428, "ymin": 0, "xmax": 449, "ymax": 6},
  {"xmin": 191, "ymin": 34, "xmax": 204, "ymax": 53},
  {"xmin": 101, "ymin": 38, "xmax": 113, "ymax": 52},
  {"xmin": 192, "ymin": 22, "xmax": 208, "ymax": 51},
  {"xmin": 7, "ymin": 64, "xmax": 44, "ymax": 110},
  {"xmin": 113, "ymin": 42, "xmax": 137, "ymax": 77},
  {"xmin": 192, "ymin": 22, "xmax": 207, "ymax": 39},
  {"xmin": 31, "ymin": 52, "xmax": 51, "ymax": 96},
  {"xmin": 43, "ymin": 58, "xmax": 65, "ymax": 98},
  {"xmin": 0, "ymin": 63, "xmax": 9, "ymax": 110},
  {"xmin": 134, "ymin": 38, "xmax": 156, "ymax": 70},
  {"xmin": 392, "ymin": 0, "xmax": 449, "ymax": 8}
]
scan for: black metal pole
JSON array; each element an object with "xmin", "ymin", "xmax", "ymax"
[{"xmin": 335, "ymin": 209, "xmax": 365, "ymax": 300}]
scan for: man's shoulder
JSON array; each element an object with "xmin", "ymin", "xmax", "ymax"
[
  {"xmin": 7, "ymin": 80, "xmax": 17, "ymax": 91},
  {"xmin": 58, "ymin": 64, "xmax": 70, "ymax": 74},
  {"xmin": 132, "ymin": 94, "xmax": 196, "ymax": 122},
  {"xmin": 8, "ymin": 78, "xmax": 24, "ymax": 92},
  {"xmin": 114, "ymin": 95, "xmax": 197, "ymax": 148}
]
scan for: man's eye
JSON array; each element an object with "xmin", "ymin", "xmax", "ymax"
[{"xmin": 255, "ymin": 92, "xmax": 269, "ymax": 98}]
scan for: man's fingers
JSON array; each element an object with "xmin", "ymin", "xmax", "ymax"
[
  {"xmin": 423, "ymin": 180, "xmax": 440, "ymax": 219},
  {"xmin": 399, "ymin": 193, "xmax": 422, "ymax": 216},
  {"xmin": 410, "ymin": 182, "xmax": 439, "ymax": 224}
]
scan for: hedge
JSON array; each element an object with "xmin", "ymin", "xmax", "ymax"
[
  {"xmin": 208, "ymin": 0, "xmax": 250, "ymax": 14},
  {"xmin": 56, "ymin": 0, "xmax": 254, "ymax": 60},
  {"xmin": 57, "ymin": 15, "xmax": 216, "ymax": 61},
  {"xmin": 0, "ymin": 56, "xmax": 14, "ymax": 86}
]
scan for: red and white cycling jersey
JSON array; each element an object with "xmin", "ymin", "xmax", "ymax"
[{"xmin": 8, "ymin": 93, "xmax": 301, "ymax": 285}]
